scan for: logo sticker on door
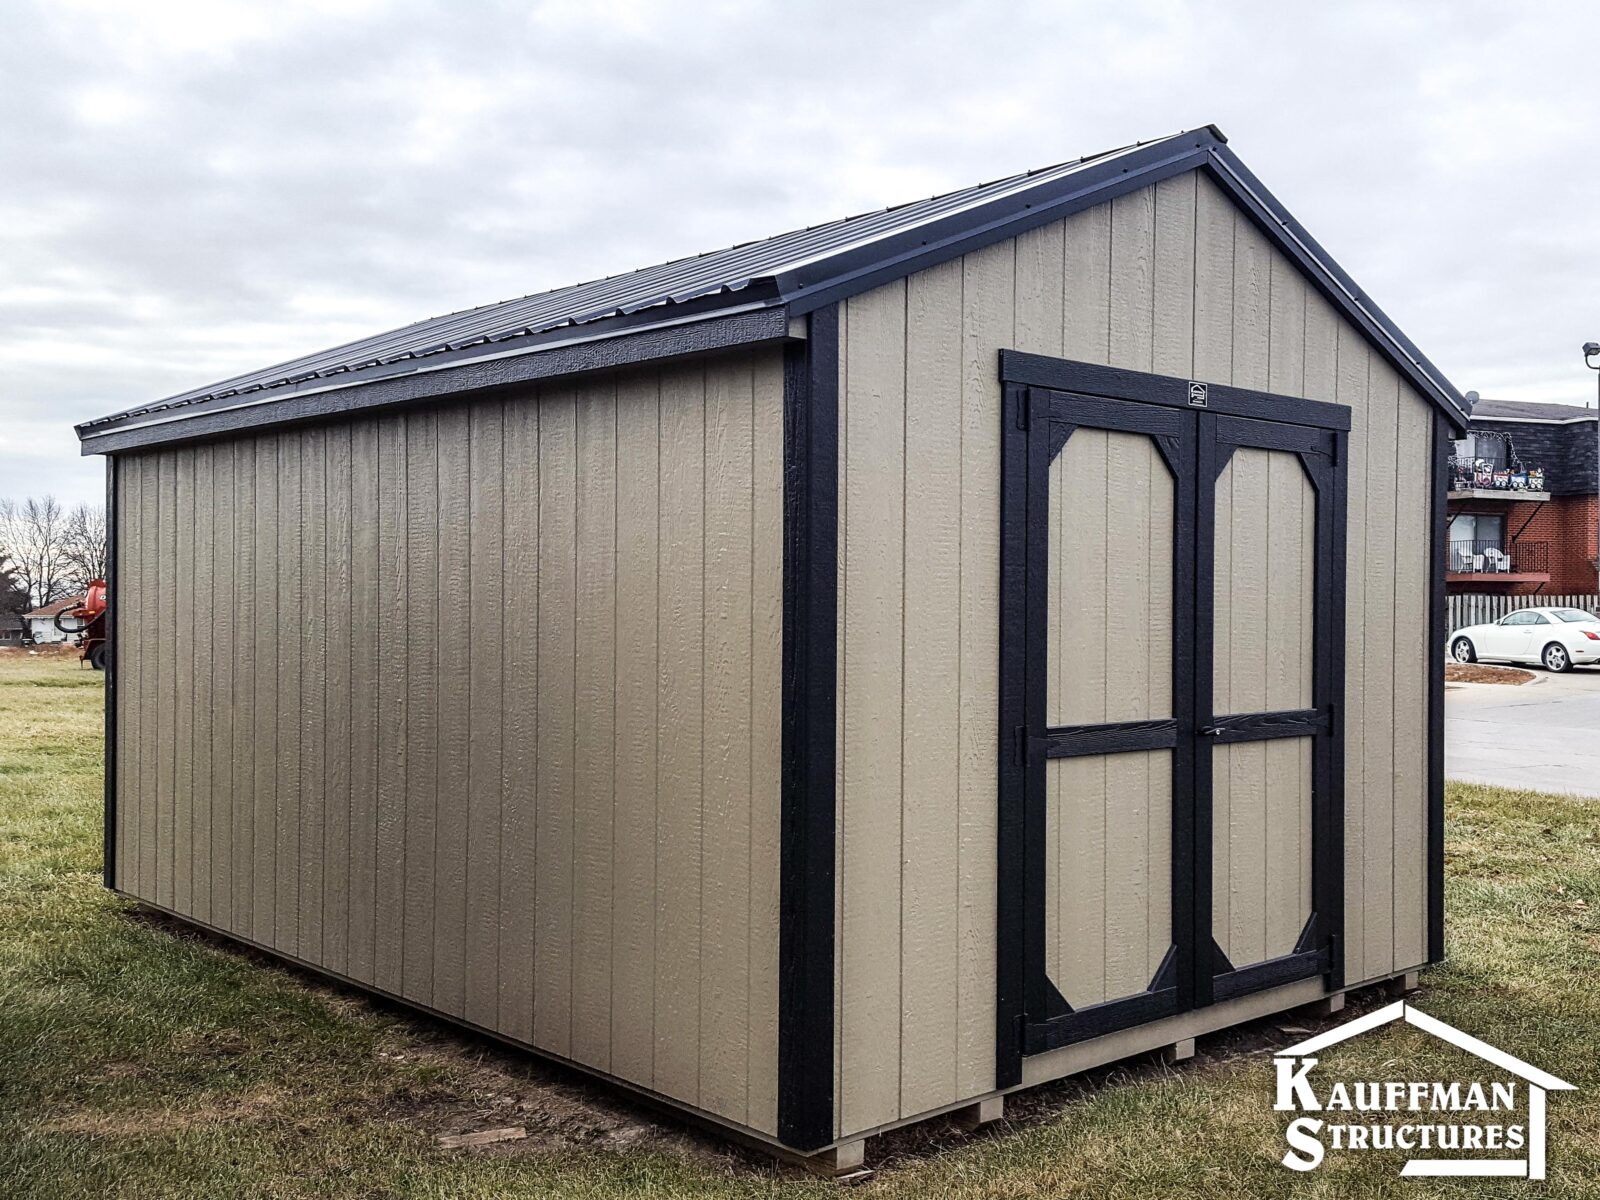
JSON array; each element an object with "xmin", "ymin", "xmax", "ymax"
[{"xmin": 1187, "ymin": 381, "xmax": 1209, "ymax": 408}]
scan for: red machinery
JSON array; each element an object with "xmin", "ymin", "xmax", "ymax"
[{"xmin": 54, "ymin": 579, "xmax": 108, "ymax": 670}]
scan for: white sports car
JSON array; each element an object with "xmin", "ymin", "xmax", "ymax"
[{"xmin": 1448, "ymin": 606, "xmax": 1600, "ymax": 673}]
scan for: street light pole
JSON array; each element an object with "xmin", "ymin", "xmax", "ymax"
[{"xmin": 1584, "ymin": 343, "xmax": 1600, "ymax": 596}]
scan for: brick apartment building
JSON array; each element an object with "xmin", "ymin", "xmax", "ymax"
[{"xmin": 1447, "ymin": 398, "xmax": 1599, "ymax": 594}]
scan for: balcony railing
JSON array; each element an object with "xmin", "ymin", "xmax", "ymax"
[
  {"xmin": 1447, "ymin": 538, "xmax": 1550, "ymax": 575},
  {"xmin": 1448, "ymin": 456, "xmax": 1546, "ymax": 494}
]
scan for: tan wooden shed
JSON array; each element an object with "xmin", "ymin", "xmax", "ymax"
[{"xmin": 78, "ymin": 125, "xmax": 1464, "ymax": 1166}]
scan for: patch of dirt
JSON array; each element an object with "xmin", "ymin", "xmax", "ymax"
[
  {"xmin": 1446, "ymin": 662, "xmax": 1534, "ymax": 685},
  {"xmin": 118, "ymin": 906, "xmax": 768, "ymax": 1171},
  {"xmin": 1, "ymin": 643, "xmax": 84, "ymax": 658},
  {"xmin": 367, "ymin": 1029, "xmax": 756, "ymax": 1167}
]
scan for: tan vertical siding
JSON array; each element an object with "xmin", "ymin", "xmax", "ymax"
[
  {"xmin": 276, "ymin": 440, "xmax": 302, "ymax": 956},
  {"xmin": 898, "ymin": 257, "xmax": 965, "ymax": 1117},
  {"xmin": 173, "ymin": 449, "xmax": 195, "ymax": 919},
  {"xmin": 1391, "ymin": 389, "xmax": 1433, "ymax": 971},
  {"xmin": 300, "ymin": 432, "xmax": 328, "ymax": 967},
  {"xmin": 434, "ymin": 408, "xmax": 471, "ymax": 1018},
  {"xmin": 955, "ymin": 243, "xmax": 1009, "ymax": 1104},
  {"xmin": 838, "ymin": 279, "xmax": 907, "ymax": 1135},
  {"xmin": 653, "ymin": 364, "xmax": 701, "ymax": 1099},
  {"xmin": 610, "ymin": 374, "xmax": 657, "ymax": 1076},
  {"xmin": 373, "ymin": 420, "xmax": 408, "ymax": 996},
  {"xmin": 155, "ymin": 453, "xmax": 177, "ymax": 913},
  {"xmin": 209, "ymin": 445, "xmax": 234, "ymax": 931},
  {"xmin": 747, "ymin": 360, "xmax": 785, "ymax": 1128},
  {"xmin": 464, "ymin": 404, "xmax": 504, "ymax": 1031},
  {"xmin": 112, "ymin": 347, "xmax": 785, "ymax": 1137},
  {"xmin": 499, "ymin": 399, "xmax": 539, "ymax": 1043},
  {"xmin": 189, "ymin": 449, "xmax": 212, "ymax": 923},
  {"xmin": 402, "ymin": 410, "xmax": 438, "ymax": 1001},
  {"xmin": 700, "ymin": 360, "xmax": 754, "ymax": 1118},
  {"xmin": 346, "ymin": 423, "xmax": 378, "ymax": 985},
  {"xmin": 231, "ymin": 443, "xmax": 256, "ymax": 935},
  {"xmin": 834, "ymin": 168, "xmax": 1438, "ymax": 1134},
  {"xmin": 324, "ymin": 427, "xmax": 353, "ymax": 977},
  {"xmin": 139, "ymin": 454, "xmax": 160, "ymax": 900},
  {"xmin": 572, "ymin": 379, "xmax": 616, "ymax": 1069}
]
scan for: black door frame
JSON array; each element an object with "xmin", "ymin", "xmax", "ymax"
[
  {"xmin": 996, "ymin": 353, "xmax": 1350, "ymax": 1085},
  {"xmin": 1197, "ymin": 414, "xmax": 1347, "ymax": 1007}
]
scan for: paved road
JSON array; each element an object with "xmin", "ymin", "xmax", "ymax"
[{"xmin": 1445, "ymin": 666, "xmax": 1600, "ymax": 797}]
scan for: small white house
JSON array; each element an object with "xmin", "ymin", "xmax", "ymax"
[{"xmin": 22, "ymin": 595, "xmax": 84, "ymax": 644}]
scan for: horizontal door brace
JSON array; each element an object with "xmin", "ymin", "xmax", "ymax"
[
  {"xmin": 1037, "ymin": 718, "xmax": 1179, "ymax": 759},
  {"xmin": 1200, "ymin": 707, "xmax": 1327, "ymax": 744}
]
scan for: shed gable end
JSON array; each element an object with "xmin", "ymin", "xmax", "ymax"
[{"xmin": 831, "ymin": 167, "xmax": 1437, "ymax": 1138}]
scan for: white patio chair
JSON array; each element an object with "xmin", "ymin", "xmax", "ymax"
[{"xmin": 1483, "ymin": 547, "xmax": 1511, "ymax": 572}]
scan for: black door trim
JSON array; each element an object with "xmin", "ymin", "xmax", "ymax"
[
  {"xmin": 996, "ymin": 354, "xmax": 1349, "ymax": 1086},
  {"xmin": 1003, "ymin": 378, "xmax": 1199, "ymax": 1070},
  {"xmin": 1001, "ymin": 352, "xmax": 1352, "ymax": 432}
]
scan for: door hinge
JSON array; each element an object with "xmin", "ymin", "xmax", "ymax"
[
  {"xmin": 1016, "ymin": 389, "xmax": 1032, "ymax": 431},
  {"xmin": 1014, "ymin": 725, "xmax": 1029, "ymax": 764}
]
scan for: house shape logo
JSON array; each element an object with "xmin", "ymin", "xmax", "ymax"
[{"xmin": 1275, "ymin": 1001, "xmax": 1575, "ymax": 1179}]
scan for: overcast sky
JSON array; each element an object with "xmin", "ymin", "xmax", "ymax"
[{"xmin": 6, "ymin": 1, "xmax": 1598, "ymax": 508}]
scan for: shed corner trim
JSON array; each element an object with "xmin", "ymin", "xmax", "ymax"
[{"xmin": 776, "ymin": 303, "xmax": 840, "ymax": 1150}]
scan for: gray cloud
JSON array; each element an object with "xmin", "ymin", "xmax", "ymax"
[{"xmin": 6, "ymin": 0, "xmax": 1599, "ymax": 506}]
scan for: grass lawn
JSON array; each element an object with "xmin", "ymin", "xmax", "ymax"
[{"xmin": 3, "ymin": 648, "xmax": 1599, "ymax": 1197}]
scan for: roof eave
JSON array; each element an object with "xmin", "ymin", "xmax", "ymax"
[{"xmin": 79, "ymin": 302, "xmax": 794, "ymax": 455}]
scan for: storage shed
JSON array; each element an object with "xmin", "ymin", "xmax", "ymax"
[{"xmin": 77, "ymin": 126, "xmax": 1466, "ymax": 1166}]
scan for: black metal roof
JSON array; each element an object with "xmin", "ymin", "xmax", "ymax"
[
  {"xmin": 78, "ymin": 125, "xmax": 1470, "ymax": 451},
  {"xmin": 79, "ymin": 135, "xmax": 1178, "ymax": 432}
]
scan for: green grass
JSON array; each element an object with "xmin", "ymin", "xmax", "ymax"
[{"xmin": 2, "ymin": 649, "xmax": 1599, "ymax": 1197}]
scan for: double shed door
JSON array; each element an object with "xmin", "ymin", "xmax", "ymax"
[{"xmin": 997, "ymin": 357, "xmax": 1349, "ymax": 1072}]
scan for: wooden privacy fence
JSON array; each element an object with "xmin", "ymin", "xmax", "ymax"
[{"xmin": 1447, "ymin": 593, "xmax": 1600, "ymax": 631}]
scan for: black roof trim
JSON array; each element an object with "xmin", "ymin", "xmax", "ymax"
[
  {"xmin": 1203, "ymin": 144, "xmax": 1468, "ymax": 434},
  {"xmin": 82, "ymin": 307, "xmax": 792, "ymax": 455},
  {"xmin": 79, "ymin": 124, "xmax": 1469, "ymax": 451}
]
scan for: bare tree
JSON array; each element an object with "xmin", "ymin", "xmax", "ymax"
[
  {"xmin": 0, "ymin": 496, "xmax": 73, "ymax": 609},
  {"xmin": 0, "ymin": 561, "xmax": 27, "ymax": 618},
  {"xmin": 62, "ymin": 502, "xmax": 108, "ymax": 589}
]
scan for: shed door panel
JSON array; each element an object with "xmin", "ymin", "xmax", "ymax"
[
  {"xmin": 1044, "ymin": 430, "xmax": 1175, "ymax": 1011},
  {"xmin": 1210, "ymin": 449, "xmax": 1316, "ymax": 967},
  {"xmin": 1046, "ymin": 752, "xmax": 1173, "ymax": 1009},
  {"xmin": 1211, "ymin": 740, "xmax": 1313, "ymax": 964}
]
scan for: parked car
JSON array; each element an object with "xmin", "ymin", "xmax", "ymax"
[{"xmin": 1448, "ymin": 606, "xmax": 1600, "ymax": 673}]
